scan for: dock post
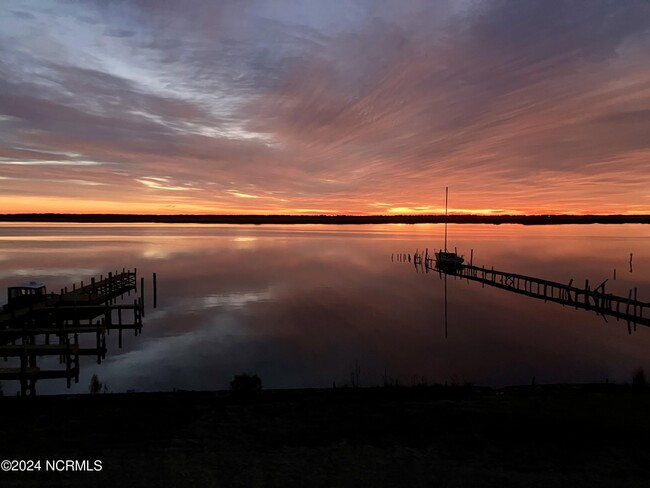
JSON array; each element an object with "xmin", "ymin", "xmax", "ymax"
[
  {"xmin": 626, "ymin": 290, "xmax": 632, "ymax": 329},
  {"xmin": 108, "ymin": 272, "xmax": 113, "ymax": 303},
  {"xmin": 153, "ymin": 272, "xmax": 157, "ymax": 309},
  {"xmin": 634, "ymin": 288, "xmax": 638, "ymax": 330},
  {"xmin": 140, "ymin": 277, "xmax": 145, "ymax": 317},
  {"xmin": 96, "ymin": 329, "xmax": 102, "ymax": 365},
  {"xmin": 65, "ymin": 350, "xmax": 72, "ymax": 388}
]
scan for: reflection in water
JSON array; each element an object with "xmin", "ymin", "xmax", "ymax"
[
  {"xmin": 409, "ymin": 250, "xmax": 650, "ymax": 332},
  {"xmin": 0, "ymin": 270, "xmax": 145, "ymax": 395},
  {"xmin": 0, "ymin": 223, "xmax": 649, "ymax": 394},
  {"xmin": 0, "ymin": 268, "xmax": 100, "ymax": 280},
  {"xmin": 200, "ymin": 290, "xmax": 274, "ymax": 309}
]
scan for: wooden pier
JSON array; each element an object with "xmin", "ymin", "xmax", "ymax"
[
  {"xmin": 408, "ymin": 251, "xmax": 649, "ymax": 331},
  {"xmin": 0, "ymin": 269, "xmax": 148, "ymax": 395}
]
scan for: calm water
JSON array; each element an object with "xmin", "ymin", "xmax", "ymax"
[{"xmin": 1, "ymin": 223, "xmax": 649, "ymax": 395}]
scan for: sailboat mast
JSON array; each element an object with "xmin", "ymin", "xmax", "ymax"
[{"xmin": 444, "ymin": 186, "xmax": 448, "ymax": 252}]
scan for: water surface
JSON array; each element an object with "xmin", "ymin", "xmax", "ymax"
[{"xmin": 1, "ymin": 223, "xmax": 649, "ymax": 395}]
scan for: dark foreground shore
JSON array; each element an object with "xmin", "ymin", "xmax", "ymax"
[
  {"xmin": 1, "ymin": 384, "xmax": 650, "ymax": 487},
  {"xmin": 1, "ymin": 213, "xmax": 650, "ymax": 225}
]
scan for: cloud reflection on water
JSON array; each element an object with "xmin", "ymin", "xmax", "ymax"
[{"xmin": 1, "ymin": 223, "xmax": 649, "ymax": 394}]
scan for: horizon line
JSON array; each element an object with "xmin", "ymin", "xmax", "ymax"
[{"xmin": 1, "ymin": 212, "xmax": 650, "ymax": 217}]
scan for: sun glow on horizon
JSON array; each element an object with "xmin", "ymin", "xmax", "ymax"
[
  {"xmin": 1, "ymin": 1, "xmax": 648, "ymax": 216},
  {"xmin": 0, "ymin": 194, "xmax": 645, "ymax": 216}
]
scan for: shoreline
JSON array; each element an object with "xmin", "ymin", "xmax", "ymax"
[
  {"xmin": 2, "ymin": 383, "xmax": 650, "ymax": 486},
  {"xmin": 0, "ymin": 380, "xmax": 642, "ymax": 398},
  {"xmin": 1, "ymin": 213, "xmax": 650, "ymax": 225}
]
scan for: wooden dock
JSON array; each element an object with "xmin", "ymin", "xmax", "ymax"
[
  {"xmin": 0, "ymin": 268, "xmax": 148, "ymax": 395},
  {"xmin": 408, "ymin": 251, "xmax": 649, "ymax": 331}
]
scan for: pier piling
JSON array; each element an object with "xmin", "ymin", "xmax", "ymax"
[
  {"xmin": 0, "ymin": 268, "xmax": 148, "ymax": 395},
  {"xmin": 412, "ymin": 256, "xmax": 650, "ymax": 330}
]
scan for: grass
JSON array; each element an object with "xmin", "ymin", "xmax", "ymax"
[{"xmin": 1, "ymin": 383, "xmax": 650, "ymax": 487}]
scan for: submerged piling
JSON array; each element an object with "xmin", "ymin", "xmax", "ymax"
[{"xmin": 153, "ymin": 272, "xmax": 157, "ymax": 309}]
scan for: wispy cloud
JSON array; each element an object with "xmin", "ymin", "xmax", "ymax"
[
  {"xmin": 137, "ymin": 177, "xmax": 197, "ymax": 191},
  {"xmin": 0, "ymin": 159, "xmax": 103, "ymax": 166},
  {"xmin": 226, "ymin": 189, "xmax": 261, "ymax": 199},
  {"xmin": 0, "ymin": 0, "xmax": 649, "ymax": 213}
]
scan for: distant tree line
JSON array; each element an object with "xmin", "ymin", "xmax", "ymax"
[{"xmin": 1, "ymin": 214, "xmax": 649, "ymax": 225}]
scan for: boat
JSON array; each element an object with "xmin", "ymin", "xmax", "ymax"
[
  {"xmin": 4, "ymin": 281, "xmax": 47, "ymax": 311},
  {"xmin": 435, "ymin": 187, "xmax": 464, "ymax": 271}
]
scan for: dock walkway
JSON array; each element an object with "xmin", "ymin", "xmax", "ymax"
[
  {"xmin": 408, "ymin": 252, "xmax": 649, "ymax": 331},
  {"xmin": 0, "ymin": 268, "xmax": 147, "ymax": 395}
]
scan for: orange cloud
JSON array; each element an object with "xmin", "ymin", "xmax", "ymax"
[{"xmin": 1, "ymin": 0, "xmax": 649, "ymax": 214}]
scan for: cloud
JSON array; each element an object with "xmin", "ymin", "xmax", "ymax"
[
  {"xmin": 0, "ymin": 0, "xmax": 649, "ymax": 213},
  {"xmin": 137, "ymin": 177, "xmax": 197, "ymax": 191},
  {"xmin": 239, "ymin": 0, "xmax": 650, "ymax": 211},
  {"xmin": 11, "ymin": 11, "xmax": 36, "ymax": 20},
  {"xmin": 103, "ymin": 28, "xmax": 134, "ymax": 39}
]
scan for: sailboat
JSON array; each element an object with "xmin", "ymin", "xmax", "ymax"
[{"xmin": 435, "ymin": 187, "xmax": 464, "ymax": 271}]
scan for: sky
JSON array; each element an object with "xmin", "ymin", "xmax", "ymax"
[{"xmin": 1, "ymin": 0, "xmax": 649, "ymax": 215}]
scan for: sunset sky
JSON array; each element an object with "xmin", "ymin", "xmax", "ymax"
[{"xmin": 1, "ymin": 0, "xmax": 649, "ymax": 215}]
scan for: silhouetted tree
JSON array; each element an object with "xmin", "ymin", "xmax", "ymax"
[
  {"xmin": 230, "ymin": 373, "xmax": 262, "ymax": 394},
  {"xmin": 350, "ymin": 359, "xmax": 361, "ymax": 388},
  {"xmin": 89, "ymin": 374, "xmax": 103, "ymax": 394},
  {"xmin": 632, "ymin": 369, "xmax": 647, "ymax": 390}
]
